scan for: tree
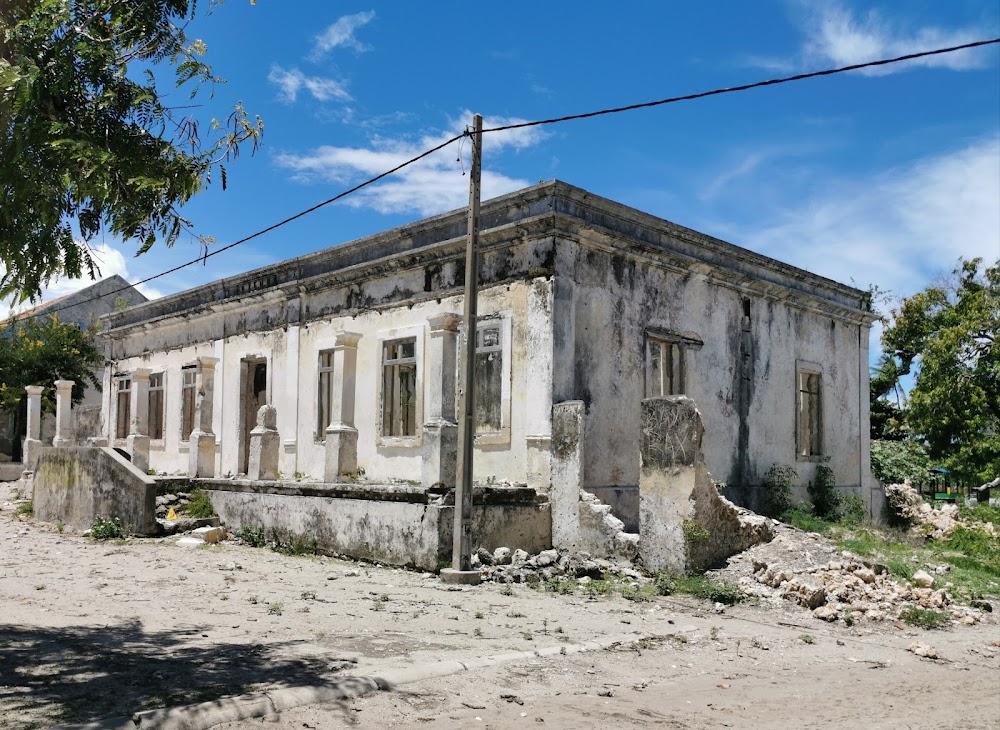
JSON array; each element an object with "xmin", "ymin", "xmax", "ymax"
[
  {"xmin": 0, "ymin": 0, "xmax": 263, "ymax": 303},
  {"xmin": 872, "ymin": 258, "xmax": 999, "ymax": 483},
  {"xmin": 0, "ymin": 313, "xmax": 103, "ymax": 459}
]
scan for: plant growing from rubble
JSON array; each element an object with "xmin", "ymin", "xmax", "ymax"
[
  {"xmin": 808, "ymin": 465, "xmax": 841, "ymax": 520},
  {"xmin": 183, "ymin": 489, "xmax": 214, "ymax": 519},
  {"xmin": 14, "ymin": 501, "xmax": 33, "ymax": 517},
  {"xmin": 762, "ymin": 464, "xmax": 796, "ymax": 518},
  {"xmin": 899, "ymin": 606, "xmax": 949, "ymax": 629}
]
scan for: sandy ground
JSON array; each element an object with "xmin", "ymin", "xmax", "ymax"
[{"xmin": 1, "ymin": 497, "xmax": 998, "ymax": 730}]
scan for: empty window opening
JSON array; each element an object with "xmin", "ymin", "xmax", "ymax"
[
  {"xmin": 648, "ymin": 338, "xmax": 684, "ymax": 396},
  {"xmin": 382, "ymin": 338, "xmax": 417, "ymax": 437},
  {"xmin": 317, "ymin": 350, "xmax": 335, "ymax": 438},
  {"xmin": 797, "ymin": 370, "xmax": 822, "ymax": 457},
  {"xmin": 475, "ymin": 323, "xmax": 503, "ymax": 433},
  {"xmin": 148, "ymin": 372, "xmax": 165, "ymax": 440},
  {"xmin": 181, "ymin": 366, "xmax": 196, "ymax": 441},
  {"xmin": 114, "ymin": 376, "xmax": 131, "ymax": 440}
]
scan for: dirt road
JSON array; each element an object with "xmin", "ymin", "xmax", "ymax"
[{"xmin": 1, "ymin": 498, "xmax": 997, "ymax": 729}]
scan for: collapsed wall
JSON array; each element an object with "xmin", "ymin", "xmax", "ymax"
[{"xmin": 639, "ymin": 396, "xmax": 774, "ymax": 574}]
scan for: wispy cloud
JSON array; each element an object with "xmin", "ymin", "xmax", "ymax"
[
  {"xmin": 312, "ymin": 11, "xmax": 376, "ymax": 59},
  {"xmin": 268, "ymin": 65, "xmax": 351, "ymax": 103},
  {"xmin": 274, "ymin": 112, "xmax": 548, "ymax": 216},
  {"xmin": 749, "ymin": 2, "xmax": 992, "ymax": 76},
  {"xmin": 730, "ymin": 136, "xmax": 1000, "ymax": 296}
]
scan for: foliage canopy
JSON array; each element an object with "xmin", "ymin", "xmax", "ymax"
[
  {"xmin": 0, "ymin": 0, "xmax": 262, "ymax": 302},
  {"xmin": 871, "ymin": 258, "xmax": 999, "ymax": 483}
]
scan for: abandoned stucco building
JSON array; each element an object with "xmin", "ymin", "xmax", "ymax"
[{"xmin": 98, "ymin": 180, "xmax": 876, "ymax": 556}]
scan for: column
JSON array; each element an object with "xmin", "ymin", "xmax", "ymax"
[
  {"xmin": 550, "ymin": 400, "xmax": 585, "ymax": 549},
  {"xmin": 52, "ymin": 380, "xmax": 75, "ymax": 448},
  {"xmin": 324, "ymin": 331, "xmax": 362, "ymax": 482},
  {"xmin": 126, "ymin": 368, "xmax": 151, "ymax": 472},
  {"xmin": 22, "ymin": 385, "xmax": 44, "ymax": 468},
  {"xmin": 188, "ymin": 356, "xmax": 219, "ymax": 478},
  {"xmin": 421, "ymin": 313, "xmax": 461, "ymax": 488},
  {"xmin": 248, "ymin": 404, "xmax": 280, "ymax": 480}
]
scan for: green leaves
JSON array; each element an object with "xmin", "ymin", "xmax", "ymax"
[
  {"xmin": 874, "ymin": 258, "xmax": 1000, "ymax": 483},
  {"xmin": 0, "ymin": 0, "xmax": 263, "ymax": 303}
]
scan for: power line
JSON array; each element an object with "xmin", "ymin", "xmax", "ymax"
[
  {"xmin": 482, "ymin": 38, "xmax": 1000, "ymax": 134},
  {"xmin": 8, "ymin": 37, "xmax": 999, "ymax": 324}
]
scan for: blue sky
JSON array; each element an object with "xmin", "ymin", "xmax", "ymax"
[{"xmin": 10, "ymin": 1, "xmax": 1000, "ymax": 329}]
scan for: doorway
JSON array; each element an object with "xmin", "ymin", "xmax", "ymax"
[{"xmin": 239, "ymin": 358, "xmax": 268, "ymax": 475}]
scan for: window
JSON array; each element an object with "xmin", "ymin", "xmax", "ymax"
[
  {"xmin": 148, "ymin": 372, "xmax": 165, "ymax": 440},
  {"xmin": 382, "ymin": 338, "xmax": 417, "ymax": 437},
  {"xmin": 475, "ymin": 323, "xmax": 503, "ymax": 433},
  {"xmin": 317, "ymin": 350, "xmax": 335, "ymax": 438},
  {"xmin": 797, "ymin": 368, "xmax": 822, "ymax": 457},
  {"xmin": 114, "ymin": 376, "xmax": 131, "ymax": 440},
  {"xmin": 647, "ymin": 338, "xmax": 684, "ymax": 396},
  {"xmin": 181, "ymin": 366, "xmax": 197, "ymax": 440}
]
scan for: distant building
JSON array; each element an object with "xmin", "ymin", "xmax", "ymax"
[
  {"xmin": 0, "ymin": 275, "xmax": 147, "ymax": 463},
  {"xmin": 99, "ymin": 181, "xmax": 877, "ymax": 532}
]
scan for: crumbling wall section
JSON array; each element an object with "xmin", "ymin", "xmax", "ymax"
[
  {"xmin": 32, "ymin": 446, "xmax": 157, "ymax": 534},
  {"xmin": 640, "ymin": 397, "xmax": 773, "ymax": 574}
]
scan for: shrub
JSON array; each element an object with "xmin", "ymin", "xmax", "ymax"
[
  {"xmin": 840, "ymin": 493, "xmax": 867, "ymax": 525},
  {"xmin": 808, "ymin": 465, "xmax": 840, "ymax": 520},
  {"xmin": 762, "ymin": 464, "xmax": 796, "ymax": 518},
  {"xmin": 14, "ymin": 501, "xmax": 33, "ymax": 517},
  {"xmin": 238, "ymin": 524, "xmax": 267, "ymax": 548},
  {"xmin": 183, "ymin": 489, "xmax": 215, "ymax": 518},
  {"xmin": 91, "ymin": 516, "xmax": 127, "ymax": 540}
]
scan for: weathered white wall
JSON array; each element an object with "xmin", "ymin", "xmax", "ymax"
[
  {"xmin": 561, "ymin": 234, "xmax": 871, "ymax": 499},
  {"xmin": 105, "ymin": 278, "xmax": 554, "ymax": 486}
]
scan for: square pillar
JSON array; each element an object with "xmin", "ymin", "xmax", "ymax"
[
  {"xmin": 324, "ymin": 332, "xmax": 362, "ymax": 482},
  {"xmin": 551, "ymin": 401, "xmax": 585, "ymax": 549},
  {"xmin": 249, "ymin": 404, "xmax": 280, "ymax": 480},
  {"xmin": 188, "ymin": 356, "xmax": 219, "ymax": 478},
  {"xmin": 52, "ymin": 380, "xmax": 75, "ymax": 448},
  {"xmin": 126, "ymin": 368, "xmax": 151, "ymax": 473},
  {"xmin": 22, "ymin": 385, "xmax": 44, "ymax": 469},
  {"xmin": 422, "ymin": 313, "xmax": 461, "ymax": 488}
]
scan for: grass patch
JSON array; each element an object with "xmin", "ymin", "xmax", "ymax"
[
  {"xmin": 655, "ymin": 574, "xmax": 744, "ymax": 605},
  {"xmin": 781, "ymin": 505, "xmax": 835, "ymax": 534},
  {"xmin": 899, "ymin": 606, "xmax": 950, "ymax": 629},
  {"xmin": 14, "ymin": 501, "xmax": 33, "ymax": 517},
  {"xmin": 584, "ymin": 579, "xmax": 614, "ymax": 597},
  {"xmin": 183, "ymin": 489, "xmax": 214, "ymax": 518},
  {"xmin": 621, "ymin": 585, "xmax": 654, "ymax": 602},
  {"xmin": 90, "ymin": 516, "xmax": 128, "ymax": 540}
]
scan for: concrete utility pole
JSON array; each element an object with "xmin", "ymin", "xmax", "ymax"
[{"xmin": 441, "ymin": 113, "xmax": 483, "ymax": 585}]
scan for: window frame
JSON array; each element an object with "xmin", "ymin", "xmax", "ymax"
[
  {"xmin": 472, "ymin": 313, "xmax": 513, "ymax": 445},
  {"xmin": 113, "ymin": 374, "xmax": 132, "ymax": 441},
  {"xmin": 316, "ymin": 349, "xmax": 335, "ymax": 440},
  {"xmin": 180, "ymin": 365, "xmax": 197, "ymax": 442},
  {"xmin": 795, "ymin": 360, "xmax": 824, "ymax": 461},
  {"xmin": 376, "ymin": 325, "xmax": 424, "ymax": 447},
  {"xmin": 644, "ymin": 328, "xmax": 703, "ymax": 398},
  {"xmin": 148, "ymin": 371, "xmax": 165, "ymax": 441}
]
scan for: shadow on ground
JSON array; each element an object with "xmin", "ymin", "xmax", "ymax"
[{"xmin": 0, "ymin": 620, "xmax": 360, "ymax": 728}]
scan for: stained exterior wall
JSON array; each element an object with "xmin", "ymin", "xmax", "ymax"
[
  {"xmin": 100, "ymin": 181, "xmax": 873, "ymax": 514},
  {"xmin": 556, "ymin": 227, "xmax": 872, "ymax": 505}
]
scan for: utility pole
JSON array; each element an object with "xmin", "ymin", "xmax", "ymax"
[{"xmin": 441, "ymin": 113, "xmax": 482, "ymax": 585}]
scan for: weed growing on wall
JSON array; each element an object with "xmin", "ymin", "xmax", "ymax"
[{"xmin": 183, "ymin": 489, "xmax": 215, "ymax": 518}]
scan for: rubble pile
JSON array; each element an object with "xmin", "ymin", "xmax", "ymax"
[
  {"xmin": 155, "ymin": 492, "xmax": 193, "ymax": 519},
  {"xmin": 472, "ymin": 546, "xmax": 644, "ymax": 584},
  {"xmin": 713, "ymin": 525, "xmax": 991, "ymax": 626},
  {"xmin": 884, "ymin": 480, "xmax": 997, "ymax": 538}
]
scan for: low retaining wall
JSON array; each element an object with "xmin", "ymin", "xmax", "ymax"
[
  {"xmin": 201, "ymin": 480, "xmax": 551, "ymax": 571},
  {"xmin": 33, "ymin": 447, "xmax": 157, "ymax": 534}
]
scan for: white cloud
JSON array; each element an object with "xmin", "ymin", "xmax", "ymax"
[
  {"xmin": 750, "ymin": 3, "xmax": 992, "ymax": 75},
  {"xmin": 1, "ymin": 243, "xmax": 165, "ymax": 320},
  {"xmin": 274, "ymin": 112, "xmax": 548, "ymax": 216},
  {"xmin": 312, "ymin": 11, "xmax": 376, "ymax": 58},
  {"xmin": 268, "ymin": 65, "xmax": 351, "ymax": 103},
  {"xmin": 804, "ymin": 4, "xmax": 989, "ymax": 75},
  {"xmin": 731, "ymin": 136, "xmax": 1000, "ymax": 296}
]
